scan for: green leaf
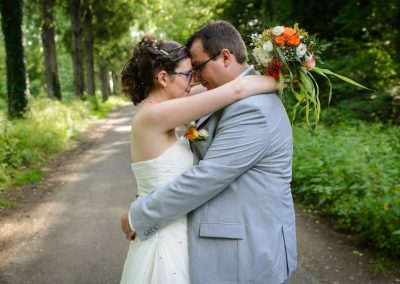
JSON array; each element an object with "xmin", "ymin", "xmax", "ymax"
[
  {"xmin": 276, "ymin": 47, "xmax": 295, "ymax": 81},
  {"xmin": 311, "ymin": 66, "xmax": 333, "ymax": 105},
  {"xmin": 313, "ymin": 67, "xmax": 373, "ymax": 91}
]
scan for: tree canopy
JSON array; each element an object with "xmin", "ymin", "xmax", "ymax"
[{"xmin": 0, "ymin": 0, "xmax": 398, "ymax": 122}]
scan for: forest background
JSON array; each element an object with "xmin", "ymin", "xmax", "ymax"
[{"xmin": 0, "ymin": 0, "xmax": 399, "ymax": 269}]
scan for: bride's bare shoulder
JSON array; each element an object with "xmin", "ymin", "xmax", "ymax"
[{"xmin": 131, "ymin": 103, "xmax": 156, "ymax": 128}]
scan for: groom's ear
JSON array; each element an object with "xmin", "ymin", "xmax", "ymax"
[
  {"xmin": 155, "ymin": 71, "xmax": 168, "ymax": 88},
  {"xmin": 220, "ymin": 48, "xmax": 233, "ymax": 67}
]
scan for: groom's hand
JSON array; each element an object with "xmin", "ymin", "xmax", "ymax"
[{"xmin": 121, "ymin": 211, "xmax": 136, "ymax": 241}]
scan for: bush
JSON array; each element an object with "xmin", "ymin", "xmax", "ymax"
[
  {"xmin": 293, "ymin": 121, "xmax": 400, "ymax": 258},
  {"xmin": 0, "ymin": 96, "xmax": 127, "ymax": 191}
]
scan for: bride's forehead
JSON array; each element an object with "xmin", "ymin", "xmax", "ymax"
[{"xmin": 177, "ymin": 58, "xmax": 193, "ymax": 69}]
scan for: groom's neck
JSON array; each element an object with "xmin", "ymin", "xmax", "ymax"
[{"xmin": 230, "ymin": 62, "xmax": 250, "ymax": 79}]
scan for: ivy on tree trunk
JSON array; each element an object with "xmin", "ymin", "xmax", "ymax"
[
  {"xmin": 0, "ymin": 0, "xmax": 28, "ymax": 119},
  {"xmin": 69, "ymin": 0, "xmax": 85, "ymax": 99}
]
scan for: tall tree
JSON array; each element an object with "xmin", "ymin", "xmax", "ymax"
[
  {"xmin": 41, "ymin": 0, "xmax": 62, "ymax": 100},
  {"xmin": 92, "ymin": 0, "xmax": 137, "ymax": 100},
  {"xmin": 98, "ymin": 59, "xmax": 110, "ymax": 101},
  {"xmin": 0, "ymin": 0, "xmax": 28, "ymax": 118},
  {"xmin": 69, "ymin": 0, "xmax": 84, "ymax": 98},
  {"xmin": 0, "ymin": 31, "xmax": 6, "ymax": 100},
  {"xmin": 83, "ymin": 0, "xmax": 95, "ymax": 97}
]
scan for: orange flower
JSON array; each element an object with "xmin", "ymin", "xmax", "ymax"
[
  {"xmin": 274, "ymin": 35, "xmax": 286, "ymax": 45},
  {"xmin": 283, "ymin": 27, "xmax": 296, "ymax": 36},
  {"xmin": 283, "ymin": 28, "xmax": 300, "ymax": 45},
  {"xmin": 273, "ymin": 27, "xmax": 300, "ymax": 46},
  {"xmin": 184, "ymin": 127, "xmax": 200, "ymax": 141},
  {"xmin": 183, "ymin": 123, "xmax": 209, "ymax": 142},
  {"xmin": 287, "ymin": 34, "xmax": 300, "ymax": 45}
]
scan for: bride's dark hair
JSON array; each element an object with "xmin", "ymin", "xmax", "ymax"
[{"xmin": 121, "ymin": 36, "xmax": 189, "ymax": 105}]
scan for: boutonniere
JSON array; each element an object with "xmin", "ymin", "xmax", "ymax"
[{"xmin": 184, "ymin": 121, "xmax": 209, "ymax": 142}]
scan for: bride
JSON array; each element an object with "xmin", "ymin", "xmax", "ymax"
[{"xmin": 119, "ymin": 36, "xmax": 278, "ymax": 284}]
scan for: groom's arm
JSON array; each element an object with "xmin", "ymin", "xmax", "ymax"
[{"xmin": 130, "ymin": 97, "xmax": 273, "ymax": 240}]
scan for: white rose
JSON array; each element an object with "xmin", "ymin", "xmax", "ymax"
[
  {"xmin": 296, "ymin": 43, "xmax": 307, "ymax": 58},
  {"xmin": 199, "ymin": 129, "xmax": 209, "ymax": 138},
  {"xmin": 253, "ymin": 47, "xmax": 273, "ymax": 66},
  {"xmin": 262, "ymin": 40, "xmax": 273, "ymax": 52},
  {"xmin": 272, "ymin": 26, "xmax": 284, "ymax": 36}
]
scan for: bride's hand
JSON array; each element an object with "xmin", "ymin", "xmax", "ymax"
[{"xmin": 121, "ymin": 211, "xmax": 136, "ymax": 240}]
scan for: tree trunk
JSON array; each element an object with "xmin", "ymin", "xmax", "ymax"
[
  {"xmin": 41, "ymin": 0, "xmax": 62, "ymax": 100},
  {"xmin": 69, "ymin": 0, "xmax": 85, "ymax": 99},
  {"xmin": 0, "ymin": 0, "xmax": 28, "ymax": 119},
  {"xmin": 83, "ymin": 0, "xmax": 95, "ymax": 97},
  {"xmin": 98, "ymin": 59, "xmax": 110, "ymax": 102},
  {"xmin": 111, "ymin": 72, "xmax": 119, "ymax": 94}
]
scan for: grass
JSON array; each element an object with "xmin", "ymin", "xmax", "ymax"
[{"xmin": 0, "ymin": 95, "xmax": 127, "ymax": 196}]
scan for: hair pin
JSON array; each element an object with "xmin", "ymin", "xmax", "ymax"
[{"xmin": 159, "ymin": 50, "xmax": 169, "ymax": 56}]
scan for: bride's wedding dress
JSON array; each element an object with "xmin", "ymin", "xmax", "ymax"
[{"xmin": 120, "ymin": 136, "xmax": 193, "ymax": 284}]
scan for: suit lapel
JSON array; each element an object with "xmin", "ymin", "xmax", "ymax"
[
  {"xmin": 194, "ymin": 66, "xmax": 256, "ymax": 130},
  {"xmin": 191, "ymin": 66, "xmax": 256, "ymax": 161},
  {"xmin": 196, "ymin": 114, "xmax": 212, "ymax": 129}
]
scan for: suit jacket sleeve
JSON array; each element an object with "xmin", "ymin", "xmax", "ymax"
[{"xmin": 130, "ymin": 97, "xmax": 271, "ymax": 240}]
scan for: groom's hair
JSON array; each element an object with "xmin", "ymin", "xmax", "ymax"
[{"xmin": 186, "ymin": 20, "xmax": 248, "ymax": 64}]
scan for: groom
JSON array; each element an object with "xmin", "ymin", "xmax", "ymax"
[{"xmin": 122, "ymin": 20, "xmax": 297, "ymax": 284}]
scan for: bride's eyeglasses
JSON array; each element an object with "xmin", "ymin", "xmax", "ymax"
[{"xmin": 168, "ymin": 69, "xmax": 195, "ymax": 80}]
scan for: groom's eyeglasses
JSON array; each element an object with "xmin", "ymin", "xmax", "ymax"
[
  {"xmin": 168, "ymin": 69, "xmax": 195, "ymax": 80},
  {"xmin": 192, "ymin": 52, "xmax": 220, "ymax": 75}
]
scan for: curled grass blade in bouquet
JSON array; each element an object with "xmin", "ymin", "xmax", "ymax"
[{"xmin": 251, "ymin": 23, "xmax": 371, "ymax": 125}]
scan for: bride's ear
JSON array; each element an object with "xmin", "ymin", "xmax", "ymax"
[{"xmin": 155, "ymin": 70, "xmax": 168, "ymax": 88}]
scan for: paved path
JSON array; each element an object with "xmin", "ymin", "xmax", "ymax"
[{"xmin": 0, "ymin": 105, "xmax": 398, "ymax": 284}]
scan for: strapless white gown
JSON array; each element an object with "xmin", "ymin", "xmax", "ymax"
[{"xmin": 120, "ymin": 136, "xmax": 193, "ymax": 284}]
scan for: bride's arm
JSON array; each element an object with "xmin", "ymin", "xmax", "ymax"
[{"xmin": 136, "ymin": 75, "xmax": 278, "ymax": 131}]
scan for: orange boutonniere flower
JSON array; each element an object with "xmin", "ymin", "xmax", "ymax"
[{"xmin": 184, "ymin": 121, "xmax": 209, "ymax": 142}]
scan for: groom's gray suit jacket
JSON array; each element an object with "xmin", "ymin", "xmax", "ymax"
[{"xmin": 130, "ymin": 67, "xmax": 297, "ymax": 284}]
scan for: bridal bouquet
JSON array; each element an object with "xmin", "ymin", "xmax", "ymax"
[{"xmin": 251, "ymin": 23, "xmax": 370, "ymax": 124}]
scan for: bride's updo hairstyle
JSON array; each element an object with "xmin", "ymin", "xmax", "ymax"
[{"xmin": 121, "ymin": 36, "xmax": 189, "ymax": 105}]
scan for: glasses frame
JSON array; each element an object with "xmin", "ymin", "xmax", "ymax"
[
  {"xmin": 192, "ymin": 52, "xmax": 220, "ymax": 75},
  {"xmin": 167, "ymin": 69, "xmax": 195, "ymax": 80}
]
